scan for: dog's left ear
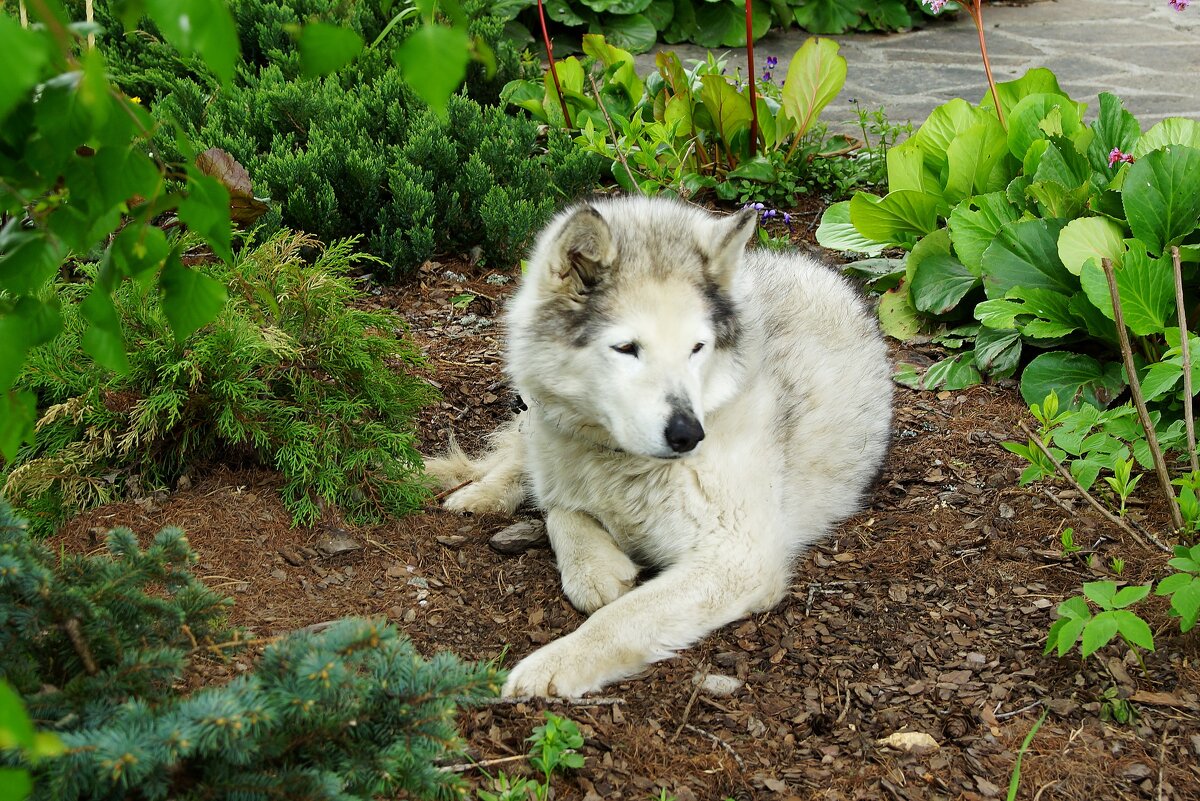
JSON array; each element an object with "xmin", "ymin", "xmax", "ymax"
[{"xmin": 708, "ymin": 208, "xmax": 757, "ymax": 289}]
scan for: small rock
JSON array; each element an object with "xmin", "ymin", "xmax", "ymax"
[
  {"xmin": 176, "ymin": 474, "xmax": 192, "ymax": 491},
  {"xmin": 489, "ymin": 519, "xmax": 548, "ymax": 555},
  {"xmin": 314, "ymin": 526, "xmax": 362, "ymax": 556},
  {"xmin": 976, "ymin": 776, "xmax": 1001, "ymax": 797},
  {"xmin": 279, "ymin": 547, "xmax": 305, "ymax": 566},
  {"xmin": 966, "ymin": 652, "xmax": 987, "ymax": 668},
  {"xmin": 437, "ymin": 534, "xmax": 468, "ymax": 548},
  {"xmin": 269, "ymin": 568, "xmax": 287, "ymax": 581},
  {"xmin": 694, "ymin": 672, "xmax": 744, "ymax": 697},
  {"xmin": 1047, "ymin": 698, "xmax": 1079, "ymax": 716},
  {"xmin": 1189, "ymin": 734, "xmax": 1200, "ymax": 756},
  {"xmin": 1121, "ymin": 762, "xmax": 1153, "ymax": 781},
  {"xmin": 998, "ymin": 503, "xmax": 1015, "ymax": 519}
]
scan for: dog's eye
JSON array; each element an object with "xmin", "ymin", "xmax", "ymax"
[
  {"xmin": 612, "ymin": 342, "xmax": 640, "ymax": 356},
  {"xmin": 692, "ymin": 342, "xmax": 705, "ymax": 354}
]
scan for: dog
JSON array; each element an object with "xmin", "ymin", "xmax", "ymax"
[{"xmin": 425, "ymin": 196, "xmax": 893, "ymax": 698}]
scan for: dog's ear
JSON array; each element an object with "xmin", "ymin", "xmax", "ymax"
[
  {"xmin": 707, "ymin": 207, "xmax": 757, "ymax": 289},
  {"xmin": 551, "ymin": 205, "xmax": 615, "ymax": 297}
]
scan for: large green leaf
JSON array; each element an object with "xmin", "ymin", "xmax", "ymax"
[
  {"xmin": 598, "ymin": 13, "xmax": 658, "ymax": 52},
  {"xmin": 394, "ymin": 24, "xmax": 472, "ymax": 119},
  {"xmin": 947, "ymin": 192, "xmax": 1019, "ymax": 276},
  {"xmin": 1056, "ymin": 216, "xmax": 1126, "ymax": 276},
  {"xmin": 877, "ymin": 283, "xmax": 922, "ymax": 341},
  {"xmin": 980, "ymin": 218, "xmax": 1075, "ymax": 298},
  {"xmin": 909, "ymin": 232, "xmax": 978, "ymax": 316},
  {"xmin": 1122, "ymin": 145, "xmax": 1200, "ymax": 256},
  {"xmin": 886, "ymin": 141, "xmax": 939, "ymax": 195},
  {"xmin": 699, "ymin": 74, "xmax": 752, "ymax": 146},
  {"xmin": 0, "ymin": 15, "xmax": 48, "ymax": 121},
  {"xmin": 908, "ymin": 99, "xmax": 985, "ymax": 175},
  {"xmin": 178, "ymin": 171, "xmax": 232, "ymax": 265},
  {"xmin": 944, "ymin": 117, "xmax": 1009, "ymax": 204},
  {"xmin": 792, "ymin": 0, "xmax": 861, "ymax": 33},
  {"xmin": 815, "ymin": 201, "xmax": 886, "ymax": 255},
  {"xmin": 974, "ymin": 325, "xmax": 1021, "ymax": 376},
  {"xmin": 975, "ymin": 286, "xmax": 1078, "ymax": 340},
  {"xmin": 159, "ymin": 253, "xmax": 228, "ymax": 344},
  {"xmin": 1078, "ymin": 246, "xmax": 1174, "ymax": 337},
  {"xmin": 978, "ymin": 67, "xmax": 1075, "ymax": 122},
  {"xmin": 1134, "ymin": 117, "xmax": 1200, "ymax": 157},
  {"xmin": 1006, "ymin": 93, "xmax": 1082, "ymax": 161},
  {"xmin": 1087, "ymin": 92, "xmax": 1140, "ymax": 173},
  {"xmin": 923, "ymin": 353, "xmax": 982, "ymax": 391},
  {"xmin": 848, "ymin": 190, "xmax": 941, "ymax": 248},
  {"xmin": 146, "ymin": 0, "xmax": 239, "ymax": 85},
  {"xmin": 1020, "ymin": 351, "xmax": 1125, "ymax": 409},
  {"xmin": 1081, "ymin": 612, "xmax": 1119, "ymax": 658},
  {"xmin": 780, "ymin": 37, "xmax": 847, "ymax": 141},
  {"xmin": 578, "ymin": 0, "xmax": 652, "ymax": 12},
  {"xmin": 298, "ymin": 23, "xmax": 364, "ymax": 77}
]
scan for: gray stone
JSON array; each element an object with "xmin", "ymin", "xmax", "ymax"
[{"xmin": 489, "ymin": 519, "xmax": 548, "ymax": 554}]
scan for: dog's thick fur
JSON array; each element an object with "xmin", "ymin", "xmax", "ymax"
[{"xmin": 426, "ymin": 196, "xmax": 893, "ymax": 698}]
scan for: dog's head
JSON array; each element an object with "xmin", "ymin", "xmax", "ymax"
[{"xmin": 506, "ymin": 197, "xmax": 757, "ymax": 459}]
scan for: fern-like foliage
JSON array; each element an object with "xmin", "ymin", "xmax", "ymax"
[
  {"xmin": 3, "ymin": 231, "xmax": 433, "ymax": 531},
  {"xmin": 0, "ymin": 502, "xmax": 501, "ymax": 800}
]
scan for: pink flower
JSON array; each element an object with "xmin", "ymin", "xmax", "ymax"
[
  {"xmin": 1108, "ymin": 147, "xmax": 1136, "ymax": 167},
  {"xmin": 924, "ymin": 0, "xmax": 948, "ymax": 10},
  {"xmin": 1168, "ymin": 0, "xmax": 1190, "ymax": 10}
]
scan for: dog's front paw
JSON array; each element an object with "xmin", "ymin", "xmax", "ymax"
[
  {"xmin": 502, "ymin": 638, "xmax": 612, "ymax": 698},
  {"xmin": 443, "ymin": 481, "xmax": 520, "ymax": 515},
  {"xmin": 559, "ymin": 547, "xmax": 638, "ymax": 614}
]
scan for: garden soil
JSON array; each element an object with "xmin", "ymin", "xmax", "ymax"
[{"xmin": 56, "ymin": 200, "xmax": 1200, "ymax": 801}]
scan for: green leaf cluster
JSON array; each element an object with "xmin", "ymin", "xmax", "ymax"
[
  {"xmin": 0, "ymin": 502, "xmax": 501, "ymax": 800},
  {"xmin": 820, "ymin": 70, "xmax": 1200, "ymax": 407},
  {"xmin": 504, "ymin": 34, "xmax": 859, "ymax": 201},
  {"xmin": 81, "ymin": 0, "xmax": 600, "ymax": 280},
  {"xmin": 1045, "ymin": 581, "xmax": 1154, "ymax": 659},
  {"xmin": 1, "ymin": 0, "xmax": 242, "ymax": 459},
  {"xmin": 3, "ymin": 231, "xmax": 435, "ymax": 532},
  {"xmin": 1156, "ymin": 542, "xmax": 1200, "ymax": 633},
  {"xmin": 493, "ymin": 0, "xmax": 941, "ymax": 54}
]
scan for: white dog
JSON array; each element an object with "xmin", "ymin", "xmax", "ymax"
[{"xmin": 426, "ymin": 196, "xmax": 893, "ymax": 698}]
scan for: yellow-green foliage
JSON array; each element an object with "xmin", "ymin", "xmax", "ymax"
[{"xmin": 4, "ymin": 231, "xmax": 433, "ymax": 531}]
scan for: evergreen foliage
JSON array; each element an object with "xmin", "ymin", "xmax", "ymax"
[
  {"xmin": 76, "ymin": 0, "xmax": 603, "ymax": 279},
  {"xmin": 0, "ymin": 502, "xmax": 501, "ymax": 800},
  {"xmin": 3, "ymin": 231, "xmax": 433, "ymax": 532}
]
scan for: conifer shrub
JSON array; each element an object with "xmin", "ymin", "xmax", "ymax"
[
  {"xmin": 75, "ymin": 0, "xmax": 602, "ymax": 279},
  {"xmin": 0, "ymin": 502, "xmax": 501, "ymax": 800},
  {"xmin": 3, "ymin": 231, "xmax": 433, "ymax": 532}
]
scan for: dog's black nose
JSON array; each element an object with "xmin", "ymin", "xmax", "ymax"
[{"xmin": 664, "ymin": 411, "xmax": 705, "ymax": 453}]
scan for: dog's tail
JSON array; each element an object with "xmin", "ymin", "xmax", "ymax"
[{"xmin": 423, "ymin": 434, "xmax": 483, "ymax": 488}]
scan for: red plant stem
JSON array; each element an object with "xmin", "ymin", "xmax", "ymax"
[
  {"xmin": 745, "ymin": 0, "xmax": 759, "ymax": 155},
  {"xmin": 968, "ymin": 0, "xmax": 1005, "ymax": 129},
  {"xmin": 536, "ymin": 0, "xmax": 572, "ymax": 129}
]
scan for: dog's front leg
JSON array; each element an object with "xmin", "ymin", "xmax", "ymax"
[
  {"xmin": 502, "ymin": 560, "xmax": 783, "ymax": 698},
  {"xmin": 546, "ymin": 508, "xmax": 639, "ymax": 614}
]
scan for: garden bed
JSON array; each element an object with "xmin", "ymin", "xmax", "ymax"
[{"xmin": 52, "ymin": 221, "xmax": 1200, "ymax": 800}]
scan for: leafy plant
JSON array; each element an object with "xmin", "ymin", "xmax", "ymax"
[
  {"xmin": 0, "ymin": 502, "xmax": 501, "ymax": 800},
  {"xmin": 1044, "ymin": 580, "xmax": 1155, "ymax": 660},
  {"xmin": 505, "ymin": 34, "xmax": 865, "ymax": 202},
  {"xmin": 1156, "ymin": 541, "xmax": 1200, "ymax": 632},
  {"xmin": 1059, "ymin": 526, "xmax": 1082, "ymax": 556},
  {"xmin": 476, "ymin": 712, "xmax": 584, "ymax": 801},
  {"xmin": 495, "ymin": 0, "xmax": 944, "ymax": 54},
  {"xmin": 3, "ymin": 231, "xmax": 434, "ymax": 531}
]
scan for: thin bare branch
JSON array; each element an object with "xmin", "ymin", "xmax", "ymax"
[
  {"xmin": 1018, "ymin": 421, "xmax": 1169, "ymax": 553},
  {"xmin": 587, "ymin": 73, "xmax": 643, "ymax": 195},
  {"xmin": 1171, "ymin": 246, "xmax": 1198, "ymax": 473},
  {"xmin": 1102, "ymin": 257, "xmax": 1184, "ymax": 534},
  {"xmin": 64, "ymin": 618, "xmax": 98, "ymax": 675}
]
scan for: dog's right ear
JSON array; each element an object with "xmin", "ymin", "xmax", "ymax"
[{"xmin": 550, "ymin": 206, "xmax": 615, "ymax": 297}]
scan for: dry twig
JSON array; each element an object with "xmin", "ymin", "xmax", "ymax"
[
  {"xmin": 480, "ymin": 695, "xmax": 626, "ymax": 707},
  {"xmin": 1102, "ymin": 257, "xmax": 1185, "ymax": 533},
  {"xmin": 683, "ymin": 724, "xmax": 745, "ymax": 769},
  {"xmin": 1018, "ymin": 421, "xmax": 1169, "ymax": 553},
  {"xmin": 1171, "ymin": 246, "xmax": 1198, "ymax": 473},
  {"xmin": 64, "ymin": 618, "xmax": 98, "ymax": 675},
  {"xmin": 587, "ymin": 73, "xmax": 642, "ymax": 195}
]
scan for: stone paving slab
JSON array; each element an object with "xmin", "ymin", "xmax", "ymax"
[{"xmin": 636, "ymin": 0, "xmax": 1200, "ymax": 130}]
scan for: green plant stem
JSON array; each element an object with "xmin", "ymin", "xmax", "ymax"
[
  {"xmin": 587, "ymin": 73, "xmax": 641, "ymax": 194},
  {"xmin": 967, "ymin": 0, "xmax": 1005, "ymax": 129},
  {"xmin": 1018, "ymin": 420, "xmax": 1169, "ymax": 553},
  {"xmin": 536, "ymin": 0, "xmax": 571, "ymax": 129},
  {"xmin": 1102, "ymin": 257, "xmax": 1185, "ymax": 535},
  {"xmin": 1172, "ymin": 246, "xmax": 1198, "ymax": 474}
]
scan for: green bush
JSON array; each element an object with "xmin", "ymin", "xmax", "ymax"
[
  {"xmin": 496, "ymin": 0, "xmax": 940, "ymax": 53},
  {"xmin": 0, "ymin": 502, "xmax": 500, "ymax": 800},
  {"xmin": 3, "ymin": 231, "xmax": 433, "ymax": 532},
  {"xmin": 78, "ymin": 0, "xmax": 603, "ymax": 279}
]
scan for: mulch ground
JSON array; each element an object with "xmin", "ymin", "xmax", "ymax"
[{"xmin": 56, "ymin": 196, "xmax": 1200, "ymax": 801}]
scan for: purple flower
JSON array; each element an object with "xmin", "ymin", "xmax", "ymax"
[
  {"xmin": 1169, "ymin": 0, "xmax": 1190, "ymax": 9},
  {"xmin": 924, "ymin": 0, "xmax": 947, "ymax": 11},
  {"xmin": 761, "ymin": 70, "xmax": 772, "ymax": 82},
  {"xmin": 765, "ymin": 56, "xmax": 778, "ymax": 69},
  {"xmin": 1108, "ymin": 147, "xmax": 1136, "ymax": 167}
]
